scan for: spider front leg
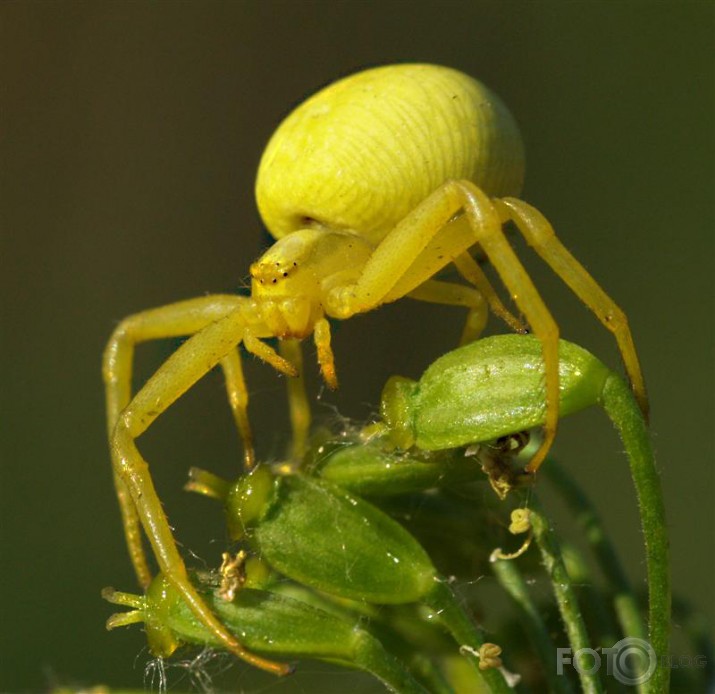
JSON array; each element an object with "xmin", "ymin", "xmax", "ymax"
[
  {"xmin": 103, "ymin": 295, "xmax": 277, "ymax": 585},
  {"xmin": 102, "ymin": 295, "xmax": 272, "ymax": 466},
  {"xmin": 104, "ymin": 295, "xmax": 247, "ymax": 586},
  {"xmin": 109, "ymin": 308, "xmax": 291, "ymax": 675},
  {"xmin": 325, "ymin": 179, "xmax": 560, "ymax": 473}
]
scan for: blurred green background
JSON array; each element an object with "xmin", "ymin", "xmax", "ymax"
[{"xmin": 2, "ymin": 1, "xmax": 713, "ymax": 692}]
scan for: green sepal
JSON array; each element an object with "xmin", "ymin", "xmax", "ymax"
[
  {"xmin": 225, "ymin": 464, "xmax": 276, "ymax": 540},
  {"xmin": 380, "ymin": 375, "xmax": 419, "ymax": 449},
  {"xmin": 143, "ymin": 573, "xmax": 184, "ymax": 657}
]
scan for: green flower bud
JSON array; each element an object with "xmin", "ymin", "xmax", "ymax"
[
  {"xmin": 381, "ymin": 335, "xmax": 611, "ymax": 450},
  {"xmin": 229, "ymin": 472, "xmax": 436, "ymax": 604}
]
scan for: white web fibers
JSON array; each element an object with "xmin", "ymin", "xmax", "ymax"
[{"xmin": 144, "ymin": 648, "xmax": 234, "ymax": 694}]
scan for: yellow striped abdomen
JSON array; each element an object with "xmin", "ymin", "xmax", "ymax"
[{"xmin": 256, "ymin": 64, "xmax": 525, "ymax": 245}]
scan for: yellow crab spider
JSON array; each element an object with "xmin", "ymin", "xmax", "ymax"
[{"xmin": 103, "ymin": 63, "xmax": 647, "ymax": 675}]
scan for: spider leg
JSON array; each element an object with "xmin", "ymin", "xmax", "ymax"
[
  {"xmin": 103, "ymin": 296, "xmax": 244, "ymax": 434},
  {"xmin": 458, "ymin": 185, "xmax": 559, "ymax": 473},
  {"xmin": 279, "ymin": 339, "xmax": 311, "ymax": 462},
  {"xmin": 111, "ymin": 308, "xmax": 290, "ymax": 675},
  {"xmin": 406, "ymin": 279, "xmax": 488, "ymax": 345},
  {"xmin": 452, "ymin": 253, "xmax": 527, "ymax": 334},
  {"xmin": 313, "ymin": 316, "xmax": 337, "ymax": 388},
  {"xmin": 275, "ymin": 321, "xmax": 336, "ymax": 464},
  {"xmin": 219, "ymin": 349, "xmax": 254, "ymax": 469},
  {"xmin": 496, "ymin": 197, "xmax": 649, "ymax": 419},
  {"xmin": 103, "ymin": 295, "xmax": 246, "ymax": 585},
  {"xmin": 326, "ymin": 179, "xmax": 560, "ymax": 473},
  {"xmin": 389, "ymin": 245, "xmax": 524, "ymax": 342},
  {"xmin": 242, "ymin": 334, "xmax": 298, "ymax": 377}
]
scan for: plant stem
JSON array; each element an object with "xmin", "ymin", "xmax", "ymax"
[
  {"xmin": 544, "ymin": 460, "xmax": 647, "ymax": 644},
  {"xmin": 491, "ymin": 556, "xmax": 575, "ymax": 694},
  {"xmin": 602, "ymin": 374, "xmax": 671, "ymax": 694},
  {"xmin": 426, "ymin": 580, "xmax": 515, "ymax": 693},
  {"xmin": 529, "ymin": 496, "xmax": 604, "ymax": 694}
]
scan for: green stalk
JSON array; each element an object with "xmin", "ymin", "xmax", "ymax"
[
  {"xmin": 544, "ymin": 461, "xmax": 647, "ymax": 644},
  {"xmin": 491, "ymin": 557, "xmax": 574, "ymax": 694},
  {"xmin": 558, "ymin": 544, "xmax": 621, "ymax": 655},
  {"xmin": 425, "ymin": 580, "xmax": 515, "ymax": 693},
  {"xmin": 529, "ymin": 497, "xmax": 604, "ymax": 694},
  {"xmin": 602, "ymin": 374, "xmax": 671, "ymax": 694},
  {"xmin": 350, "ymin": 629, "xmax": 434, "ymax": 694}
]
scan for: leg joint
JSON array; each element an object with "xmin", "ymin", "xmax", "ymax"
[{"xmin": 601, "ymin": 305, "xmax": 628, "ymax": 331}]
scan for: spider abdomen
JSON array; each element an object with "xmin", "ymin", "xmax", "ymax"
[{"xmin": 256, "ymin": 64, "xmax": 525, "ymax": 244}]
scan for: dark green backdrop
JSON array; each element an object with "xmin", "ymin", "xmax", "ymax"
[{"xmin": 2, "ymin": 2, "xmax": 713, "ymax": 692}]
